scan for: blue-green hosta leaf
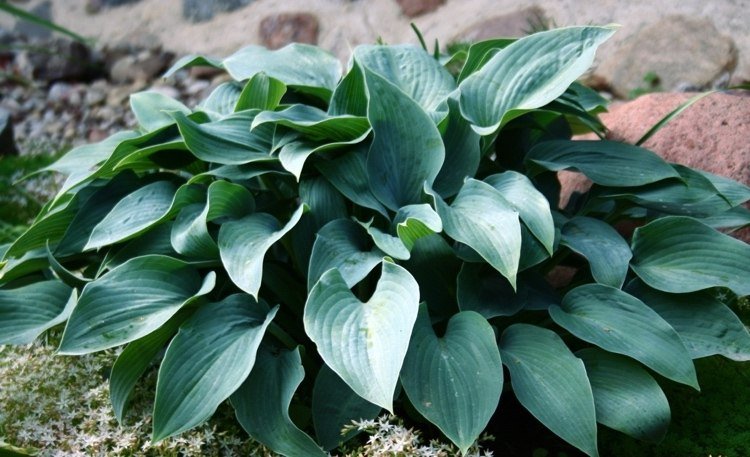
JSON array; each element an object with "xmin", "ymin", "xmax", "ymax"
[
  {"xmin": 278, "ymin": 133, "xmax": 370, "ymax": 180},
  {"xmin": 43, "ymin": 131, "xmax": 139, "ymax": 196},
  {"xmin": 152, "ymin": 295, "xmax": 278, "ymax": 441},
  {"xmin": 457, "ymin": 264, "xmax": 558, "ymax": 318},
  {"xmin": 171, "ymin": 180, "xmax": 254, "ymax": 259},
  {"xmin": 130, "ymin": 91, "xmax": 190, "ymax": 131},
  {"xmin": 430, "ymin": 179, "xmax": 521, "ymax": 288},
  {"xmin": 561, "ymin": 216, "xmax": 631, "ymax": 288},
  {"xmin": 578, "ymin": 348, "xmax": 670, "ymax": 443},
  {"xmin": 402, "ymin": 234, "xmax": 462, "ymax": 321},
  {"xmin": 627, "ymin": 280, "xmax": 750, "ymax": 361},
  {"xmin": 0, "ymin": 249, "xmax": 49, "ymax": 284},
  {"xmin": 526, "ymin": 140, "xmax": 680, "ymax": 187},
  {"xmin": 197, "ymin": 81, "xmax": 242, "ymax": 117},
  {"xmin": 312, "ymin": 365, "xmax": 381, "ymax": 450},
  {"xmin": 304, "ymin": 261, "xmax": 420, "ymax": 411},
  {"xmin": 219, "ymin": 205, "xmax": 305, "ymax": 298},
  {"xmin": 456, "ymin": 38, "xmax": 516, "ymax": 83},
  {"xmin": 171, "ymin": 110, "xmax": 275, "ymax": 165},
  {"xmin": 328, "ymin": 61, "xmax": 367, "ymax": 116},
  {"xmin": 485, "ymin": 171, "xmax": 554, "ymax": 254},
  {"xmin": 307, "ymin": 219, "xmax": 385, "ymax": 292},
  {"xmin": 163, "ymin": 54, "xmax": 222, "ymax": 78},
  {"xmin": 359, "ymin": 219, "xmax": 411, "ymax": 261},
  {"xmin": 433, "ymin": 97, "xmax": 480, "ymax": 198},
  {"xmin": 55, "ymin": 171, "xmax": 142, "ymax": 256},
  {"xmin": 252, "ymin": 104, "xmax": 370, "ymax": 142},
  {"xmin": 223, "ymin": 43, "xmax": 341, "ymax": 101},
  {"xmin": 393, "ymin": 204, "xmax": 443, "ymax": 250},
  {"xmin": 697, "ymin": 169, "xmax": 750, "ymax": 206},
  {"xmin": 698, "ymin": 206, "xmax": 750, "ymax": 232},
  {"xmin": 500, "ymin": 324, "xmax": 598, "ymax": 457},
  {"xmin": 110, "ymin": 311, "xmax": 189, "ymax": 423},
  {"xmin": 4, "ymin": 195, "xmax": 79, "ymax": 259},
  {"xmin": 354, "ymin": 44, "xmax": 455, "ymax": 120},
  {"xmin": 85, "ymin": 181, "xmax": 205, "ymax": 251},
  {"xmin": 58, "ymin": 256, "xmax": 215, "ymax": 354},
  {"xmin": 46, "ymin": 244, "xmax": 90, "ymax": 288},
  {"xmin": 0, "ymin": 280, "xmax": 74, "ymax": 344},
  {"xmin": 601, "ymin": 165, "xmax": 735, "ymax": 217},
  {"xmin": 99, "ymin": 224, "xmax": 176, "ymax": 273},
  {"xmin": 364, "ymin": 68, "xmax": 445, "ymax": 211},
  {"xmin": 232, "ymin": 347, "xmax": 326, "ymax": 456},
  {"xmin": 236, "ymin": 72, "xmax": 287, "ymax": 111},
  {"xmin": 459, "ymin": 26, "xmax": 615, "ymax": 135},
  {"xmin": 631, "ymin": 216, "xmax": 750, "ymax": 295},
  {"xmin": 401, "ymin": 305, "xmax": 502, "ymax": 454},
  {"xmin": 316, "ymin": 147, "xmax": 389, "ymax": 217},
  {"xmin": 550, "ymin": 284, "xmax": 698, "ymax": 388}
]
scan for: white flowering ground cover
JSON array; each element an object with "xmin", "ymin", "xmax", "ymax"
[{"xmin": 0, "ymin": 337, "xmax": 493, "ymax": 456}]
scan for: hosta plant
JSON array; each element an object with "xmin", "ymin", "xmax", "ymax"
[{"xmin": 2, "ymin": 25, "xmax": 750, "ymax": 456}]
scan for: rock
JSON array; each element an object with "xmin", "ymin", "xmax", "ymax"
[
  {"xmin": 84, "ymin": 80, "xmax": 108, "ymax": 106},
  {"xmin": 109, "ymin": 49, "xmax": 173, "ymax": 83},
  {"xmin": 0, "ymin": 109, "xmax": 19, "ymax": 156},
  {"xmin": 149, "ymin": 84, "xmax": 181, "ymax": 100},
  {"xmin": 596, "ymin": 16, "xmax": 738, "ymax": 98},
  {"xmin": 182, "ymin": 0, "xmax": 254, "ymax": 23},
  {"xmin": 452, "ymin": 6, "xmax": 548, "ymax": 43},
  {"xmin": 109, "ymin": 55, "xmax": 138, "ymax": 83},
  {"xmin": 259, "ymin": 13, "xmax": 319, "ymax": 50},
  {"xmin": 47, "ymin": 82, "xmax": 74, "ymax": 103},
  {"xmin": 13, "ymin": 1, "xmax": 52, "ymax": 40},
  {"xmin": 14, "ymin": 38, "xmax": 101, "ymax": 82},
  {"xmin": 559, "ymin": 92, "xmax": 750, "ymax": 242},
  {"xmin": 395, "ymin": 0, "xmax": 445, "ymax": 17}
]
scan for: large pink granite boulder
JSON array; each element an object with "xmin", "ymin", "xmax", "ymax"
[{"xmin": 559, "ymin": 91, "xmax": 750, "ymax": 241}]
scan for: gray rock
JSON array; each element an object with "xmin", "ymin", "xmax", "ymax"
[
  {"xmin": 0, "ymin": 109, "xmax": 19, "ymax": 156},
  {"xmin": 595, "ymin": 16, "xmax": 738, "ymax": 98},
  {"xmin": 48, "ymin": 82, "xmax": 74, "ymax": 103},
  {"xmin": 14, "ymin": 38, "xmax": 100, "ymax": 82},
  {"xmin": 452, "ymin": 6, "xmax": 548, "ymax": 43},
  {"xmin": 109, "ymin": 55, "xmax": 138, "ymax": 83},
  {"xmin": 182, "ymin": 0, "xmax": 254, "ymax": 23},
  {"xmin": 13, "ymin": 1, "xmax": 53, "ymax": 40}
]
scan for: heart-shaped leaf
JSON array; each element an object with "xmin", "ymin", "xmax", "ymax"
[
  {"xmin": 304, "ymin": 261, "xmax": 420, "ymax": 411},
  {"xmin": 236, "ymin": 72, "xmax": 287, "ymax": 111},
  {"xmin": 58, "ymin": 256, "xmax": 215, "ymax": 354},
  {"xmin": 631, "ymin": 216, "xmax": 750, "ymax": 295},
  {"xmin": 550, "ymin": 284, "xmax": 698, "ymax": 388},
  {"xmin": 316, "ymin": 146, "xmax": 389, "ymax": 217},
  {"xmin": 500, "ymin": 323, "xmax": 599, "ymax": 457},
  {"xmin": 433, "ymin": 97, "xmax": 481, "ymax": 198},
  {"xmin": 252, "ymin": 104, "xmax": 370, "ymax": 142},
  {"xmin": 153, "ymin": 295, "xmax": 278, "ymax": 441},
  {"xmin": 401, "ymin": 305, "xmax": 502, "ymax": 454}
]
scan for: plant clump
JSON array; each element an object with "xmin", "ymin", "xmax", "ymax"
[{"xmin": 1, "ymin": 24, "xmax": 749, "ymax": 456}]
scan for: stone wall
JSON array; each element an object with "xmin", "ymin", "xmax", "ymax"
[{"xmin": 1, "ymin": 0, "xmax": 748, "ymax": 96}]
